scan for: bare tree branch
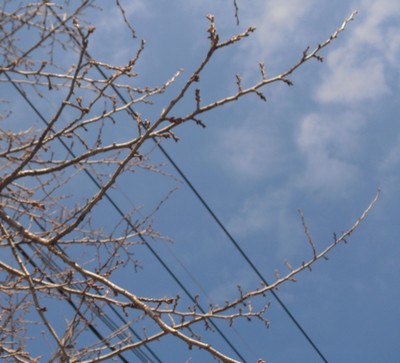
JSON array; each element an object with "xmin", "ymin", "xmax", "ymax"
[{"xmin": 0, "ymin": 3, "xmax": 371, "ymax": 363}]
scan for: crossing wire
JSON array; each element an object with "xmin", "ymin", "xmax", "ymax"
[
  {"xmin": 16, "ymin": 243, "xmax": 145, "ymax": 363},
  {"xmin": 63, "ymin": 32, "xmax": 330, "ymax": 363},
  {"xmin": 3, "ymin": 74, "xmax": 162, "ymax": 363},
  {"xmin": 50, "ymin": 5, "xmax": 329, "ymax": 360},
  {"xmin": 3, "ymin": 72, "xmax": 161, "ymax": 363},
  {"xmin": 8, "ymin": 4, "xmax": 329, "ymax": 362},
  {"xmin": 159, "ymin": 148, "xmax": 329, "ymax": 363},
  {"xmin": 75, "ymin": 12, "xmax": 330, "ymax": 361},
  {"xmin": 4, "ymin": 71, "xmax": 248, "ymax": 363}
]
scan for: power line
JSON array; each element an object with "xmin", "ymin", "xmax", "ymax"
[
  {"xmin": 5, "ymin": 4, "xmax": 329, "ymax": 361},
  {"xmin": 40, "ymin": 6, "xmax": 251, "ymax": 361},
  {"xmin": 4, "ymin": 73, "xmax": 162, "ymax": 363},
  {"xmin": 158, "ymin": 147, "xmax": 329, "ymax": 362},
  {"xmin": 72, "ymin": 12, "xmax": 330, "ymax": 361},
  {"xmin": 16, "ymin": 243, "xmax": 134, "ymax": 363},
  {"xmin": 49, "ymin": 5, "xmax": 329, "ymax": 359},
  {"xmin": 4, "ymin": 71, "xmax": 248, "ymax": 363},
  {"xmin": 68, "ymin": 31, "xmax": 330, "ymax": 363}
]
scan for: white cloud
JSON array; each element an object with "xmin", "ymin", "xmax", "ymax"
[
  {"xmin": 235, "ymin": 0, "xmax": 318, "ymax": 74},
  {"xmin": 226, "ymin": 185, "xmax": 312, "ymax": 261},
  {"xmin": 207, "ymin": 266, "xmax": 257, "ymax": 304},
  {"xmin": 295, "ymin": 112, "xmax": 365, "ymax": 193},
  {"xmin": 214, "ymin": 121, "xmax": 287, "ymax": 180},
  {"xmin": 88, "ymin": 0, "xmax": 148, "ymax": 63},
  {"xmin": 379, "ymin": 131, "xmax": 400, "ymax": 192},
  {"xmin": 315, "ymin": 0, "xmax": 400, "ymax": 103},
  {"xmin": 316, "ymin": 56, "xmax": 389, "ymax": 103},
  {"xmin": 227, "ymin": 187, "xmax": 293, "ymax": 237},
  {"xmin": 298, "ymin": 151, "xmax": 358, "ymax": 192},
  {"xmin": 246, "ymin": 0, "xmax": 317, "ymax": 53},
  {"xmin": 95, "ymin": 0, "xmax": 148, "ymax": 30},
  {"xmin": 381, "ymin": 134, "xmax": 400, "ymax": 172},
  {"xmin": 297, "ymin": 112, "xmax": 364, "ymax": 156}
]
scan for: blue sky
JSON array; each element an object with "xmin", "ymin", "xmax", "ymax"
[
  {"xmin": 3, "ymin": 0, "xmax": 400, "ymax": 362},
  {"xmin": 87, "ymin": 1, "xmax": 400, "ymax": 361},
  {"xmin": 78, "ymin": 0, "xmax": 400, "ymax": 361}
]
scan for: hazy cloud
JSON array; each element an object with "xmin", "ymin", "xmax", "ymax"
[
  {"xmin": 246, "ymin": 0, "xmax": 316, "ymax": 52},
  {"xmin": 315, "ymin": 0, "xmax": 400, "ymax": 103},
  {"xmin": 213, "ymin": 117, "xmax": 290, "ymax": 182},
  {"xmin": 295, "ymin": 112, "xmax": 365, "ymax": 193},
  {"xmin": 88, "ymin": 0, "xmax": 148, "ymax": 63},
  {"xmin": 379, "ymin": 131, "xmax": 400, "ymax": 193},
  {"xmin": 232, "ymin": 0, "xmax": 320, "ymax": 79},
  {"xmin": 316, "ymin": 56, "xmax": 389, "ymax": 103},
  {"xmin": 227, "ymin": 187, "xmax": 293, "ymax": 237}
]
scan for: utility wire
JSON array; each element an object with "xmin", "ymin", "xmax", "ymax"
[
  {"xmin": 61, "ymin": 9, "xmax": 328, "ymax": 362},
  {"xmin": 4, "ymin": 72, "xmax": 162, "ymax": 363},
  {"xmin": 15, "ymin": 243, "xmax": 134, "ymax": 363},
  {"xmin": 43, "ymin": 7, "xmax": 249, "ymax": 362},
  {"xmin": 4, "ymin": 71, "xmax": 247, "ymax": 363},
  {"xmin": 158, "ymin": 148, "xmax": 329, "ymax": 362},
  {"xmin": 25, "ymin": 221, "xmax": 160, "ymax": 363},
  {"xmin": 8, "ymin": 5, "xmax": 329, "ymax": 361},
  {"xmin": 65, "ymin": 37, "xmax": 329, "ymax": 363},
  {"xmin": 90, "ymin": 39, "xmax": 330, "ymax": 363},
  {"xmin": 9, "ymin": 196, "xmax": 144, "ymax": 362},
  {"xmin": 64, "ymin": 15, "xmax": 329, "ymax": 362}
]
